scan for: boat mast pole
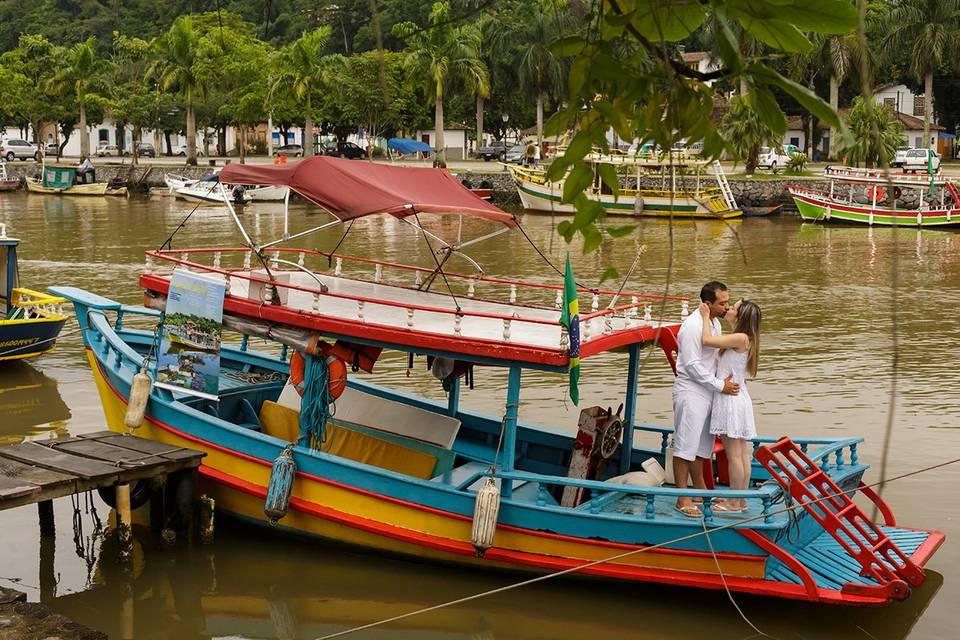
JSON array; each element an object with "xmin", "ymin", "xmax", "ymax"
[
  {"xmin": 447, "ymin": 376, "xmax": 460, "ymax": 417},
  {"xmin": 500, "ymin": 366, "xmax": 522, "ymax": 500},
  {"xmin": 620, "ymin": 343, "xmax": 640, "ymax": 475}
]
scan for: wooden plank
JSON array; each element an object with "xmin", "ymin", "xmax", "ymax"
[
  {"xmin": 0, "ymin": 456, "xmax": 75, "ymax": 490},
  {"xmin": 0, "ymin": 474, "xmax": 40, "ymax": 500},
  {"xmin": 50, "ymin": 438, "xmax": 168, "ymax": 468},
  {"xmin": 85, "ymin": 432, "xmax": 204, "ymax": 465},
  {"xmin": 0, "ymin": 444, "xmax": 120, "ymax": 482}
]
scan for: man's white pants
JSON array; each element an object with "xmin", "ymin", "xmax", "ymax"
[{"xmin": 672, "ymin": 391, "xmax": 714, "ymax": 461}]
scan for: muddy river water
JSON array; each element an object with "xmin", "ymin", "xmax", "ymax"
[{"xmin": 0, "ymin": 191, "xmax": 957, "ymax": 639}]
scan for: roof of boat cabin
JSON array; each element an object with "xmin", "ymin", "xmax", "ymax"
[{"xmin": 217, "ymin": 156, "xmax": 518, "ymax": 227}]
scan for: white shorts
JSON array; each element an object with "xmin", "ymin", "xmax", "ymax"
[{"xmin": 672, "ymin": 392, "xmax": 715, "ymax": 461}]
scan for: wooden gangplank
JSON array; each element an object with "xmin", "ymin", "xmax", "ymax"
[{"xmin": 0, "ymin": 430, "xmax": 204, "ymax": 511}]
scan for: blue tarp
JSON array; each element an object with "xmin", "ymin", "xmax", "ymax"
[
  {"xmin": 387, "ymin": 138, "xmax": 433, "ymax": 154},
  {"xmin": 938, "ymin": 132, "xmax": 957, "ymax": 139}
]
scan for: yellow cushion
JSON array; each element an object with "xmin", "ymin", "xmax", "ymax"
[
  {"xmin": 258, "ymin": 400, "xmax": 438, "ymax": 479},
  {"xmin": 320, "ymin": 422, "xmax": 438, "ymax": 479},
  {"xmin": 259, "ymin": 400, "xmax": 301, "ymax": 442}
]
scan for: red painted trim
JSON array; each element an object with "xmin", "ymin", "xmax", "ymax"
[
  {"xmin": 140, "ymin": 273, "xmax": 675, "ymax": 367},
  {"xmin": 91, "ymin": 353, "xmax": 754, "ymax": 562},
  {"xmin": 858, "ymin": 482, "xmax": 896, "ymax": 526},
  {"xmin": 739, "ymin": 529, "xmax": 820, "ymax": 602},
  {"xmin": 790, "ymin": 190, "xmax": 958, "ymax": 219},
  {"xmin": 202, "ymin": 464, "xmax": 882, "ymax": 604},
  {"xmin": 909, "ymin": 530, "xmax": 946, "ymax": 568}
]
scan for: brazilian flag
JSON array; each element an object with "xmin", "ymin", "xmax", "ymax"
[{"xmin": 559, "ymin": 253, "xmax": 580, "ymax": 405}]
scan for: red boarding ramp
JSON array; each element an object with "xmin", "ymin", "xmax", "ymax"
[{"xmin": 755, "ymin": 437, "xmax": 924, "ymax": 601}]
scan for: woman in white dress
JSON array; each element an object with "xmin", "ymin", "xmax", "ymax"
[{"xmin": 698, "ymin": 299, "xmax": 762, "ymax": 513}]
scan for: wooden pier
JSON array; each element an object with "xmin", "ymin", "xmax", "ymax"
[{"xmin": 0, "ymin": 430, "xmax": 205, "ymax": 549}]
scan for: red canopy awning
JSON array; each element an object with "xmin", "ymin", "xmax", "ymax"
[{"xmin": 218, "ymin": 156, "xmax": 516, "ymax": 227}]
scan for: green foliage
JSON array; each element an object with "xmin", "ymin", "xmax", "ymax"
[
  {"xmin": 720, "ymin": 94, "xmax": 782, "ymax": 175},
  {"xmin": 785, "ymin": 152, "xmax": 808, "ymax": 175},
  {"xmin": 836, "ymin": 96, "xmax": 905, "ymax": 168},
  {"xmin": 543, "ymin": 0, "xmax": 855, "ymax": 246}
]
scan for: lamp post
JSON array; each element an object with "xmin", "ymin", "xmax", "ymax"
[{"xmin": 502, "ymin": 112, "xmax": 509, "ymax": 146}]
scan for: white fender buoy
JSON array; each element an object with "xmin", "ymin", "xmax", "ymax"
[
  {"xmin": 124, "ymin": 369, "xmax": 153, "ymax": 429},
  {"xmin": 471, "ymin": 476, "xmax": 501, "ymax": 557}
]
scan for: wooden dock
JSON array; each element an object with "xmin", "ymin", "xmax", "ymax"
[{"xmin": 0, "ymin": 430, "xmax": 204, "ymax": 511}]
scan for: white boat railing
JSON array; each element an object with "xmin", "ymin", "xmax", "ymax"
[{"xmin": 144, "ymin": 247, "xmax": 688, "ymax": 350}]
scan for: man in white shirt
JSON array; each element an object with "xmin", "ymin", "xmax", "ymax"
[{"xmin": 672, "ymin": 281, "xmax": 739, "ymax": 517}]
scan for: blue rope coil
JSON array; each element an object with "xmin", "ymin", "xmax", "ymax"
[{"xmin": 299, "ymin": 353, "xmax": 332, "ymax": 446}]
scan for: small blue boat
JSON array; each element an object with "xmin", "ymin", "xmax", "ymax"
[{"xmin": 0, "ymin": 225, "xmax": 68, "ymax": 362}]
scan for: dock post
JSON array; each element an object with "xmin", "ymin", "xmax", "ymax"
[
  {"xmin": 38, "ymin": 500, "xmax": 55, "ymax": 537},
  {"xmin": 173, "ymin": 469, "xmax": 197, "ymax": 541},
  {"xmin": 39, "ymin": 527, "xmax": 56, "ymax": 603},
  {"xmin": 148, "ymin": 477, "xmax": 165, "ymax": 534},
  {"xmin": 199, "ymin": 495, "xmax": 215, "ymax": 544},
  {"xmin": 116, "ymin": 483, "xmax": 134, "ymax": 565}
]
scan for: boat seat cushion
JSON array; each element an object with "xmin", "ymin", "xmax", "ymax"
[
  {"xmin": 258, "ymin": 401, "xmax": 444, "ymax": 479},
  {"xmin": 277, "ymin": 383, "xmax": 461, "ymax": 449}
]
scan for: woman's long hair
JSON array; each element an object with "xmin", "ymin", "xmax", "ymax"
[{"xmin": 734, "ymin": 299, "xmax": 762, "ymax": 377}]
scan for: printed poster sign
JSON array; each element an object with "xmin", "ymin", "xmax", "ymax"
[{"xmin": 155, "ymin": 269, "xmax": 226, "ymax": 400}]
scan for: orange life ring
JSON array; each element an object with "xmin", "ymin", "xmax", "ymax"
[
  {"xmin": 866, "ymin": 185, "xmax": 885, "ymax": 201},
  {"xmin": 290, "ymin": 351, "xmax": 347, "ymax": 399}
]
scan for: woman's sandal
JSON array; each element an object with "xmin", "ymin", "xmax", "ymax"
[
  {"xmin": 674, "ymin": 504, "xmax": 703, "ymax": 518},
  {"xmin": 712, "ymin": 501, "xmax": 746, "ymax": 514}
]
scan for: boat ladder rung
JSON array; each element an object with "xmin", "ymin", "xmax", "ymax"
[{"xmin": 754, "ymin": 437, "xmax": 925, "ymax": 596}]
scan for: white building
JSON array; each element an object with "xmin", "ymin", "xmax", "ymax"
[{"xmin": 412, "ymin": 124, "xmax": 469, "ymax": 160}]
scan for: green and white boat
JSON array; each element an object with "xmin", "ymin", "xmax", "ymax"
[
  {"xmin": 509, "ymin": 156, "xmax": 742, "ymax": 219},
  {"xmin": 789, "ymin": 166, "xmax": 960, "ymax": 227}
]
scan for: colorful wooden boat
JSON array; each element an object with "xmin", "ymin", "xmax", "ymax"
[
  {"xmin": 789, "ymin": 166, "xmax": 960, "ymax": 227},
  {"xmin": 52, "ymin": 157, "xmax": 942, "ymax": 606},
  {"xmin": 165, "ymin": 172, "xmax": 284, "ymax": 203},
  {"xmin": 0, "ymin": 225, "xmax": 68, "ymax": 361},
  {"xmin": 742, "ymin": 204, "xmax": 783, "ymax": 217},
  {"xmin": 509, "ymin": 156, "xmax": 742, "ymax": 219}
]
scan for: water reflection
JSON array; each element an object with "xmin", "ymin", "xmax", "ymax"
[
  {"xmin": 0, "ymin": 362, "xmax": 70, "ymax": 444},
  {"xmin": 47, "ymin": 519, "xmax": 942, "ymax": 640}
]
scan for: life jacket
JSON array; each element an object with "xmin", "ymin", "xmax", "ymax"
[{"xmin": 325, "ymin": 340, "xmax": 382, "ymax": 373}]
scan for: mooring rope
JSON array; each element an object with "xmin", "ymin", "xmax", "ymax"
[{"xmin": 314, "ymin": 455, "xmax": 960, "ymax": 640}]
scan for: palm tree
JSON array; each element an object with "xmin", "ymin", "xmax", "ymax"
[
  {"xmin": 837, "ymin": 96, "xmax": 905, "ymax": 167},
  {"xmin": 516, "ymin": 5, "xmax": 571, "ymax": 147},
  {"xmin": 273, "ymin": 28, "xmax": 331, "ymax": 158},
  {"xmin": 150, "ymin": 16, "xmax": 207, "ymax": 165},
  {"xmin": 719, "ymin": 95, "xmax": 781, "ymax": 174},
  {"xmin": 48, "ymin": 37, "xmax": 114, "ymax": 160},
  {"xmin": 394, "ymin": 2, "xmax": 488, "ymax": 167},
  {"xmin": 881, "ymin": 0, "xmax": 960, "ymax": 150}
]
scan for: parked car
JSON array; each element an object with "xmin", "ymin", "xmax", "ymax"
[
  {"xmin": 45, "ymin": 142, "xmax": 61, "ymax": 157},
  {"xmin": 275, "ymin": 144, "xmax": 303, "ymax": 158},
  {"xmin": 477, "ymin": 140, "xmax": 509, "ymax": 161},
  {"xmin": 627, "ymin": 140, "xmax": 657, "ymax": 158},
  {"xmin": 173, "ymin": 144, "xmax": 205, "ymax": 157},
  {"xmin": 504, "ymin": 144, "xmax": 526, "ymax": 164},
  {"xmin": 902, "ymin": 147, "xmax": 940, "ymax": 173},
  {"xmin": 95, "ymin": 144, "xmax": 121, "ymax": 157},
  {"xmin": 1, "ymin": 139, "xmax": 40, "ymax": 161},
  {"xmin": 892, "ymin": 147, "xmax": 910, "ymax": 168},
  {"xmin": 322, "ymin": 140, "xmax": 365, "ymax": 159},
  {"xmin": 757, "ymin": 145, "xmax": 800, "ymax": 172},
  {"xmin": 134, "ymin": 142, "xmax": 156, "ymax": 158}
]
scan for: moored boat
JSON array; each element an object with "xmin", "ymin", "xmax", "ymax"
[
  {"xmin": 789, "ymin": 166, "xmax": 960, "ymax": 227},
  {"xmin": 165, "ymin": 172, "xmax": 287, "ymax": 203},
  {"xmin": 509, "ymin": 156, "xmax": 742, "ymax": 219},
  {"xmin": 52, "ymin": 157, "xmax": 943, "ymax": 606},
  {"xmin": 0, "ymin": 225, "xmax": 68, "ymax": 361},
  {"xmin": 25, "ymin": 164, "xmax": 127, "ymax": 196}
]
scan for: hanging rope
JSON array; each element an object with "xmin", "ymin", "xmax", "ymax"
[
  {"xmin": 515, "ymin": 220, "xmax": 596, "ymax": 292},
  {"xmin": 413, "ymin": 212, "xmax": 461, "ymax": 311},
  {"xmin": 326, "ymin": 219, "xmax": 355, "ymax": 267},
  {"xmin": 158, "ymin": 197, "xmax": 207, "ymax": 251},
  {"xmin": 299, "ymin": 353, "xmax": 332, "ymax": 446}
]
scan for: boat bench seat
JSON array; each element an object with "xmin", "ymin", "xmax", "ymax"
[
  {"xmin": 432, "ymin": 460, "xmax": 558, "ymax": 505},
  {"xmin": 258, "ymin": 400, "xmax": 454, "ymax": 479}
]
